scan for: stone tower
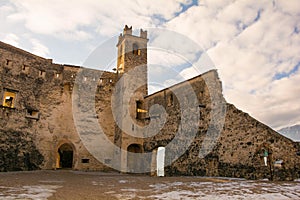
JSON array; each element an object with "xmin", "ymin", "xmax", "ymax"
[
  {"xmin": 113, "ymin": 25, "xmax": 149, "ymax": 173},
  {"xmin": 116, "ymin": 25, "xmax": 148, "ymax": 95}
]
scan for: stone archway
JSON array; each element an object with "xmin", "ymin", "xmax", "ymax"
[
  {"xmin": 57, "ymin": 143, "xmax": 74, "ymax": 169},
  {"xmin": 127, "ymin": 144, "xmax": 142, "ymax": 173}
]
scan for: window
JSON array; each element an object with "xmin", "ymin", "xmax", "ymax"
[
  {"xmin": 22, "ymin": 65, "xmax": 30, "ymax": 74},
  {"xmin": 39, "ymin": 70, "xmax": 46, "ymax": 78},
  {"xmin": 136, "ymin": 100, "xmax": 147, "ymax": 119},
  {"xmin": 132, "ymin": 43, "xmax": 140, "ymax": 55},
  {"xmin": 2, "ymin": 90, "xmax": 17, "ymax": 108},
  {"xmin": 6, "ymin": 59, "xmax": 12, "ymax": 67},
  {"xmin": 55, "ymin": 73, "xmax": 61, "ymax": 78},
  {"xmin": 26, "ymin": 109, "xmax": 39, "ymax": 119},
  {"xmin": 81, "ymin": 159, "xmax": 89, "ymax": 163}
]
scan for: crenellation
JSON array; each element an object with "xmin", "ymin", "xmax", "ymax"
[{"xmin": 140, "ymin": 29, "xmax": 147, "ymax": 39}]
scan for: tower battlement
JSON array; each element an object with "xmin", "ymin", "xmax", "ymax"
[
  {"xmin": 123, "ymin": 25, "xmax": 132, "ymax": 35},
  {"xmin": 118, "ymin": 25, "xmax": 148, "ymax": 43}
]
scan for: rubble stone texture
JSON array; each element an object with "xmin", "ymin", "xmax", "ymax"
[{"xmin": 0, "ymin": 26, "xmax": 299, "ymax": 181}]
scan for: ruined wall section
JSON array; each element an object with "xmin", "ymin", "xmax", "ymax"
[
  {"xmin": 143, "ymin": 70, "xmax": 219, "ymax": 173},
  {"xmin": 217, "ymin": 104, "xmax": 300, "ymax": 180},
  {"xmin": 143, "ymin": 70, "xmax": 300, "ymax": 180},
  {"xmin": 0, "ymin": 42, "xmax": 62, "ymax": 171},
  {"xmin": 0, "ymin": 42, "xmax": 116, "ymax": 171}
]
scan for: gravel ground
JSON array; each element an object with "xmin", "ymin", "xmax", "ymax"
[{"xmin": 0, "ymin": 170, "xmax": 299, "ymax": 200}]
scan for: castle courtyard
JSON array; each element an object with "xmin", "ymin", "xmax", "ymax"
[{"xmin": 0, "ymin": 170, "xmax": 299, "ymax": 200}]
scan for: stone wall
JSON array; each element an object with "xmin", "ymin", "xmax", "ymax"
[
  {"xmin": 0, "ymin": 129, "xmax": 43, "ymax": 171},
  {"xmin": 0, "ymin": 41, "xmax": 116, "ymax": 171},
  {"xmin": 143, "ymin": 70, "xmax": 300, "ymax": 180}
]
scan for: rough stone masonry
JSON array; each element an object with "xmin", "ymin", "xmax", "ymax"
[{"xmin": 0, "ymin": 25, "xmax": 299, "ymax": 181}]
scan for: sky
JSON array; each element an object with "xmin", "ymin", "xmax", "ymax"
[{"xmin": 0, "ymin": 0, "xmax": 299, "ymax": 130}]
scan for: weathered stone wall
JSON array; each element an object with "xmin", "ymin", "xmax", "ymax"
[
  {"xmin": 216, "ymin": 103, "xmax": 300, "ymax": 180},
  {"xmin": 143, "ymin": 70, "xmax": 300, "ymax": 180},
  {"xmin": 0, "ymin": 129, "xmax": 43, "ymax": 171},
  {"xmin": 0, "ymin": 41, "xmax": 63, "ymax": 171},
  {"xmin": 0, "ymin": 41, "xmax": 116, "ymax": 171}
]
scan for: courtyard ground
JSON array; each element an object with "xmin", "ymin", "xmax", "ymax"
[{"xmin": 0, "ymin": 170, "xmax": 299, "ymax": 199}]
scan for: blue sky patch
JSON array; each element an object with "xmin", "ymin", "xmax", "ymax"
[{"xmin": 273, "ymin": 62, "xmax": 300, "ymax": 80}]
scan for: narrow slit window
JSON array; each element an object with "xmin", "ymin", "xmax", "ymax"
[
  {"xmin": 167, "ymin": 94, "xmax": 173, "ymax": 106},
  {"xmin": 22, "ymin": 65, "xmax": 30, "ymax": 74},
  {"xmin": 6, "ymin": 59, "xmax": 12, "ymax": 66}
]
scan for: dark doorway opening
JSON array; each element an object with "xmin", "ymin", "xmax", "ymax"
[
  {"xmin": 58, "ymin": 143, "xmax": 74, "ymax": 169},
  {"xmin": 127, "ymin": 144, "xmax": 142, "ymax": 173}
]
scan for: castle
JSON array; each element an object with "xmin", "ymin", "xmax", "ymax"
[{"xmin": 0, "ymin": 25, "xmax": 299, "ymax": 180}]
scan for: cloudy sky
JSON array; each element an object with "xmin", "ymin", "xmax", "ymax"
[{"xmin": 0, "ymin": 0, "xmax": 299, "ymax": 130}]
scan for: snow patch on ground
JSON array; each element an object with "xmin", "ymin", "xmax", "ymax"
[
  {"xmin": 115, "ymin": 179, "xmax": 300, "ymax": 200},
  {"xmin": 0, "ymin": 185, "xmax": 61, "ymax": 200}
]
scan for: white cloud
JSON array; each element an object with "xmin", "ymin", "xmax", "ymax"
[
  {"xmin": 163, "ymin": 0, "xmax": 300, "ymax": 129},
  {"xmin": 5, "ymin": 0, "xmax": 193, "ymax": 39},
  {"xmin": 30, "ymin": 39, "xmax": 50, "ymax": 57},
  {"xmin": 2, "ymin": 33, "xmax": 19, "ymax": 47}
]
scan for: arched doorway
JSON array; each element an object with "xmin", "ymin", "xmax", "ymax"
[
  {"xmin": 58, "ymin": 143, "xmax": 74, "ymax": 169},
  {"xmin": 127, "ymin": 144, "xmax": 142, "ymax": 173}
]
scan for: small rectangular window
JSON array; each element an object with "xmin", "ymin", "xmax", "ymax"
[
  {"xmin": 26, "ymin": 109, "xmax": 39, "ymax": 119},
  {"xmin": 22, "ymin": 65, "xmax": 30, "ymax": 74},
  {"xmin": 6, "ymin": 59, "xmax": 12, "ymax": 67},
  {"xmin": 136, "ymin": 101, "xmax": 147, "ymax": 119},
  {"xmin": 81, "ymin": 159, "xmax": 89, "ymax": 163},
  {"xmin": 39, "ymin": 70, "xmax": 46, "ymax": 78},
  {"xmin": 2, "ymin": 90, "xmax": 17, "ymax": 108},
  {"xmin": 55, "ymin": 73, "xmax": 61, "ymax": 78}
]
